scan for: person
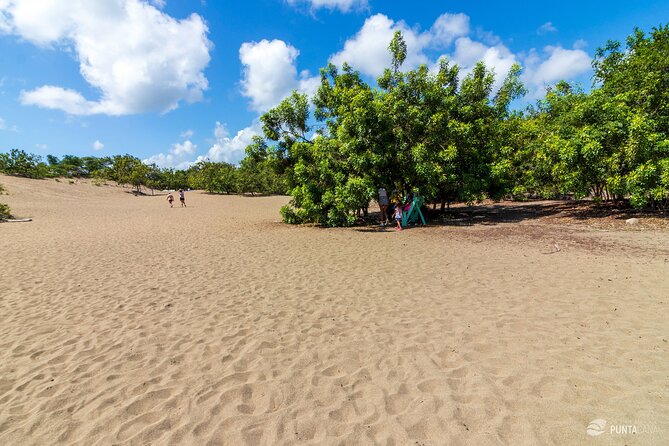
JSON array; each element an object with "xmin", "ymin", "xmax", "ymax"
[
  {"xmin": 178, "ymin": 189, "xmax": 186, "ymax": 207},
  {"xmin": 166, "ymin": 192, "xmax": 174, "ymax": 208},
  {"xmin": 378, "ymin": 187, "xmax": 389, "ymax": 226},
  {"xmin": 393, "ymin": 200, "xmax": 403, "ymax": 231}
]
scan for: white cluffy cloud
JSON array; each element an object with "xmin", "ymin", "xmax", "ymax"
[
  {"xmin": 330, "ymin": 13, "xmax": 511, "ymax": 85},
  {"xmin": 144, "ymin": 140, "xmax": 197, "ymax": 169},
  {"xmin": 522, "ymin": 44, "xmax": 591, "ymax": 97},
  {"xmin": 286, "ymin": 0, "xmax": 367, "ymax": 12},
  {"xmin": 240, "ymin": 39, "xmax": 319, "ymax": 112},
  {"xmin": 537, "ymin": 22, "xmax": 558, "ymax": 35},
  {"xmin": 199, "ymin": 121, "xmax": 261, "ymax": 164},
  {"xmin": 0, "ymin": 0, "xmax": 212, "ymax": 116},
  {"xmin": 430, "ymin": 13, "xmax": 470, "ymax": 48},
  {"xmin": 330, "ymin": 14, "xmax": 427, "ymax": 78},
  {"xmin": 143, "ymin": 121, "xmax": 261, "ymax": 169},
  {"xmin": 92, "ymin": 140, "xmax": 104, "ymax": 151},
  {"xmin": 330, "ymin": 12, "xmax": 591, "ymax": 94}
]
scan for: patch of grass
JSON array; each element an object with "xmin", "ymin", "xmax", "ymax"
[
  {"xmin": 68, "ymin": 180, "xmax": 75, "ymax": 184},
  {"xmin": 54, "ymin": 178, "xmax": 61, "ymax": 183}
]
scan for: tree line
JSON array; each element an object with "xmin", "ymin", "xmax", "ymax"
[{"xmin": 0, "ymin": 148, "xmax": 286, "ymax": 196}]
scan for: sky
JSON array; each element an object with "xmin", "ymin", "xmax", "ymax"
[{"xmin": 0, "ymin": 0, "xmax": 668, "ymax": 168}]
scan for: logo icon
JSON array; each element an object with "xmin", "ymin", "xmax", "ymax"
[{"xmin": 587, "ymin": 419, "xmax": 607, "ymax": 436}]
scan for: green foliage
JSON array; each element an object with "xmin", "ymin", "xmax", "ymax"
[
  {"xmin": 104, "ymin": 155, "xmax": 151, "ymax": 193},
  {"xmin": 388, "ymin": 30, "xmax": 407, "ymax": 74},
  {"xmin": 0, "ymin": 202, "xmax": 10, "ymax": 220},
  {"xmin": 188, "ymin": 160, "xmax": 238, "ymax": 194},
  {"xmin": 270, "ymin": 34, "xmax": 526, "ymax": 225},
  {"xmin": 0, "ymin": 149, "xmax": 49, "ymax": 178},
  {"xmin": 508, "ymin": 25, "xmax": 669, "ymax": 208},
  {"xmin": 264, "ymin": 26, "xmax": 669, "ymax": 225}
]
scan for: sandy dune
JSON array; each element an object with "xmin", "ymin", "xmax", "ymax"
[{"xmin": 1, "ymin": 174, "xmax": 667, "ymax": 445}]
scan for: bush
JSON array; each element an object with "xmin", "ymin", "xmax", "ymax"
[
  {"xmin": 280, "ymin": 204, "xmax": 307, "ymax": 224},
  {"xmin": 0, "ymin": 203, "xmax": 11, "ymax": 220}
]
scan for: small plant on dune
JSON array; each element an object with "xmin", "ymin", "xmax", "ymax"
[
  {"xmin": 0, "ymin": 182, "xmax": 5, "ymax": 194},
  {"xmin": 0, "ymin": 202, "xmax": 11, "ymax": 221}
]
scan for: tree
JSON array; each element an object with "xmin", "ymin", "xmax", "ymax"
[
  {"xmin": 0, "ymin": 149, "xmax": 49, "ymax": 178},
  {"xmin": 188, "ymin": 161, "xmax": 238, "ymax": 194},
  {"xmin": 591, "ymin": 25, "xmax": 669, "ymax": 208}
]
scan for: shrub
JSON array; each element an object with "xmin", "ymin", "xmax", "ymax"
[
  {"xmin": 0, "ymin": 203, "xmax": 11, "ymax": 220},
  {"xmin": 280, "ymin": 204, "xmax": 307, "ymax": 224}
]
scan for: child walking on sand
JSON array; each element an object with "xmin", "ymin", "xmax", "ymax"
[
  {"xmin": 393, "ymin": 201, "xmax": 403, "ymax": 231},
  {"xmin": 178, "ymin": 189, "xmax": 186, "ymax": 207},
  {"xmin": 167, "ymin": 192, "xmax": 174, "ymax": 208}
]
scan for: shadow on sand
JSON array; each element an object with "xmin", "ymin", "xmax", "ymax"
[{"xmin": 354, "ymin": 200, "xmax": 667, "ymax": 232}]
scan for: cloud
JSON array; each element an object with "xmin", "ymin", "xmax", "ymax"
[
  {"xmin": 239, "ymin": 39, "xmax": 319, "ymax": 112},
  {"xmin": 330, "ymin": 14, "xmax": 431, "ymax": 78},
  {"xmin": 451, "ymin": 37, "xmax": 517, "ymax": 89},
  {"xmin": 180, "ymin": 129, "xmax": 194, "ymax": 139},
  {"xmin": 329, "ymin": 13, "xmax": 488, "ymax": 79},
  {"xmin": 286, "ymin": 0, "xmax": 367, "ymax": 12},
  {"xmin": 172, "ymin": 140, "xmax": 196, "ymax": 156},
  {"xmin": 144, "ymin": 140, "xmax": 198, "ymax": 169},
  {"xmin": 573, "ymin": 39, "xmax": 588, "ymax": 50},
  {"xmin": 523, "ymin": 45, "xmax": 591, "ymax": 97},
  {"xmin": 430, "ymin": 13, "xmax": 469, "ymax": 48},
  {"xmin": 92, "ymin": 140, "xmax": 104, "ymax": 151},
  {"xmin": 0, "ymin": 116, "xmax": 18, "ymax": 132},
  {"xmin": 537, "ymin": 22, "xmax": 558, "ymax": 35},
  {"xmin": 20, "ymin": 86, "xmax": 95, "ymax": 115},
  {"xmin": 144, "ymin": 121, "xmax": 260, "ymax": 169},
  {"xmin": 200, "ymin": 121, "xmax": 261, "ymax": 164},
  {"xmin": 330, "ymin": 12, "xmax": 591, "ymax": 96},
  {"xmin": 1, "ymin": 0, "xmax": 211, "ymax": 116}
]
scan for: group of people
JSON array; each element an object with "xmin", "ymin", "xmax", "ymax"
[
  {"xmin": 378, "ymin": 187, "xmax": 414, "ymax": 231},
  {"xmin": 166, "ymin": 189, "xmax": 186, "ymax": 208}
]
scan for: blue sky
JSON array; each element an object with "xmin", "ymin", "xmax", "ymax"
[{"xmin": 1, "ymin": 0, "xmax": 667, "ymax": 168}]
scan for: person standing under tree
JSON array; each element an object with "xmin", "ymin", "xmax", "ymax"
[
  {"xmin": 178, "ymin": 189, "xmax": 186, "ymax": 207},
  {"xmin": 378, "ymin": 187, "xmax": 389, "ymax": 226}
]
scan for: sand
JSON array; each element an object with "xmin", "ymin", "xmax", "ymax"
[{"xmin": 0, "ymin": 174, "xmax": 667, "ymax": 445}]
